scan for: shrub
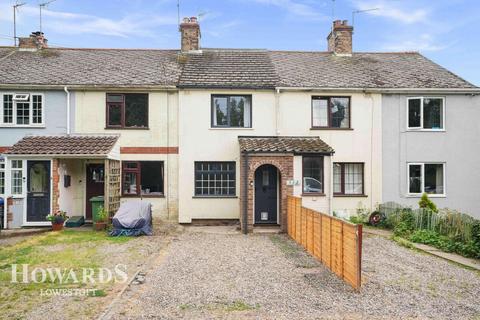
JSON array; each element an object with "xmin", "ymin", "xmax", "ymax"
[{"xmin": 418, "ymin": 193, "xmax": 438, "ymax": 213}]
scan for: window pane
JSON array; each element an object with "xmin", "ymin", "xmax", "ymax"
[
  {"xmin": 408, "ymin": 99, "xmax": 421, "ymax": 128},
  {"xmin": 16, "ymin": 102, "xmax": 30, "ymax": 125},
  {"xmin": 12, "ymin": 170, "xmax": 23, "ymax": 194},
  {"xmin": 303, "ymin": 157, "xmax": 323, "ymax": 193},
  {"xmin": 409, "ymin": 164, "xmax": 422, "ymax": 194},
  {"xmin": 194, "ymin": 162, "xmax": 235, "ymax": 196},
  {"xmin": 107, "ymin": 94, "xmax": 123, "ymax": 103},
  {"xmin": 330, "ymin": 97, "xmax": 349, "ymax": 128},
  {"xmin": 3, "ymin": 94, "xmax": 13, "ymax": 124},
  {"xmin": 425, "ymin": 164, "xmax": 444, "ymax": 194},
  {"xmin": 108, "ymin": 104, "xmax": 122, "ymax": 126},
  {"xmin": 333, "ymin": 163, "xmax": 342, "ymax": 193},
  {"xmin": 213, "ymin": 97, "xmax": 228, "ymax": 126},
  {"xmin": 344, "ymin": 163, "xmax": 363, "ymax": 194},
  {"xmin": 32, "ymin": 95, "xmax": 42, "ymax": 124},
  {"xmin": 312, "ymin": 99, "xmax": 328, "ymax": 127},
  {"xmin": 423, "ymin": 98, "xmax": 443, "ymax": 129},
  {"xmin": 125, "ymin": 94, "xmax": 148, "ymax": 128},
  {"xmin": 12, "ymin": 160, "xmax": 22, "ymax": 169},
  {"xmin": 0, "ymin": 171, "xmax": 4, "ymax": 194},
  {"xmin": 29, "ymin": 163, "xmax": 48, "ymax": 192},
  {"xmin": 123, "ymin": 172, "xmax": 138, "ymax": 195},
  {"xmin": 229, "ymin": 96, "xmax": 249, "ymax": 127},
  {"xmin": 140, "ymin": 161, "xmax": 163, "ymax": 195}
]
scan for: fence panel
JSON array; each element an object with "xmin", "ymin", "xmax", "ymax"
[{"xmin": 287, "ymin": 196, "xmax": 362, "ymax": 290}]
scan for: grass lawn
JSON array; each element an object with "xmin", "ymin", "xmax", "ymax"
[{"xmin": 0, "ymin": 229, "xmax": 162, "ymax": 319}]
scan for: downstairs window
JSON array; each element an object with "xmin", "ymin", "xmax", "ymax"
[
  {"xmin": 122, "ymin": 161, "xmax": 164, "ymax": 196},
  {"xmin": 408, "ymin": 163, "xmax": 445, "ymax": 195},
  {"xmin": 194, "ymin": 162, "xmax": 236, "ymax": 196}
]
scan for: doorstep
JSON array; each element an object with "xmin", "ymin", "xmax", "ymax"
[
  {"xmin": 253, "ymin": 226, "xmax": 282, "ymax": 234},
  {"xmin": 0, "ymin": 227, "xmax": 50, "ymax": 239}
]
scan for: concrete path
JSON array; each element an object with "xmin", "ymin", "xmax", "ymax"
[{"xmin": 364, "ymin": 227, "xmax": 480, "ymax": 271}]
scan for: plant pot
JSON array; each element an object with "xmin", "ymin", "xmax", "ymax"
[
  {"xmin": 94, "ymin": 222, "xmax": 107, "ymax": 231},
  {"xmin": 52, "ymin": 222, "xmax": 64, "ymax": 231}
]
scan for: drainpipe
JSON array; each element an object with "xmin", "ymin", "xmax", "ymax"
[
  {"xmin": 64, "ymin": 86, "xmax": 71, "ymax": 134},
  {"xmin": 275, "ymin": 88, "xmax": 280, "ymax": 135},
  {"xmin": 3, "ymin": 155, "xmax": 9, "ymax": 229},
  {"xmin": 242, "ymin": 152, "xmax": 249, "ymax": 234},
  {"xmin": 329, "ymin": 153, "xmax": 333, "ymax": 215}
]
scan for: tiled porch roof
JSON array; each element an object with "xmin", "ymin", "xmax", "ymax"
[
  {"xmin": 5, "ymin": 135, "xmax": 119, "ymax": 156},
  {"xmin": 238, "ymin": 136, "xmax": 334, "ymax": 154}
]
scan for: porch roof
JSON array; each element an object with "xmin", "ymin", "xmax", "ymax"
[
  {"xmin": 238, "ymin": 136, "xmax": 334, "ymax": 154},
  {"xmin": 5, "ymin": 135, "xmax": 120, "ymax": 158}
]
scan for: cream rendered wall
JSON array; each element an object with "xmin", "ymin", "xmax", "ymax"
[
  {"xmin": 178, "ymin": 89, "xmax": 276, "ymax": 223},
  {"xmin": 74, "ymin": 91, "xmax": 179, "ymax": 220},
  {"xmin": 280, "ymin": 91, "xmax": 382, "ymax": 217},
  {"xmin": 58, "ymin": 159, "xmax": 86, "ymax": 217}
]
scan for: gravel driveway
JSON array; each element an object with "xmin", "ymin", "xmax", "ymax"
[{"xmin": 108, "ymin": 227, "xmax": 480, "ymax": 320}]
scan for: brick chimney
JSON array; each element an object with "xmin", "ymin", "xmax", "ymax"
[
  {"xmin": 179, "ymin": 17, "xmax": 200, "ymax": 52},
  {"xmin": 327, "ymin": 20, "xmax": 353, "ymax": 55},
  {"xmin": 18, "ymin": 31, "xmax": 48, "ymax": 50}
]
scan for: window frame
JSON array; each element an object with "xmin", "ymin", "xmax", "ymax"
[
  {"xmin": 210, "ymin": 94, "xmax": 252, "ymax": 128},
  {"xmin": 407, "ymin": 162, "xmax": 446, "ymax": 197},
  {"xmin": 105, "ymin": 93, "xmax": 149, "ymax": 129},
  {"xmin": 333, "ymin": 162, "xmax": 365, "ymax": 196},
  {"xmin": 311, "ymin": 96, "xmax": 351, "ymax": 129},
  {"xmin": 194, "ymin": 161, "xmax": 236, "ymax": 197},
  {"xmin": 11, "ymin": 160, "xmax": 24, "ymax": 196},
  {"xmin": 406, "ymin": 97, "xmax": 445, "ymax": 131},
  {"xmin": 121, "ymin": 161, "xmax": 164, "ymax": 197},
  {"xmin": 0, "ymin": 93, "xmax": 45, "ymax": 127},
  {"xmin": 302, "ymin": 155, "xmax": 324, "ymax": 195},
  {"xmin": 0, "ymin": 158, "xmax": 4, "ymax": 195}
]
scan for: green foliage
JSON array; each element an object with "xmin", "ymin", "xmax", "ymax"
[
  {"xmin": 95, "ymin": 206, "xmax": 109, "ymax": 223},
  {"xmin": 418, "ymin": 193, "xmax": 438, "ymax": 213},
  {"xmin": 393, "ymin": 209, "xmax": 415, "ymax": 237}
]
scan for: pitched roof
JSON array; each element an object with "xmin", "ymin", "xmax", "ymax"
[
  {"xmin": 238, "ymin": 136, "xmax": 334, "ymax": 154},
  {"xmin": 0, "ymin": 48, "xmax": 182, "ymax": 87},
  {"xmin": 178, "ymin": 49, "xmax": 278, "ymax": 89},
  {"xmin": 6, "ymin": 135, "xmax": 119, "ymax": 156},
  {"xmin": 268, "ymin": 51, "xmax": 475, "ymax": 89}
]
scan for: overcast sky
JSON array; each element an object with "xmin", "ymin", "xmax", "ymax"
[{"xmin": 1, "ymin": 0, "xmax": 479, "ymax": 85}]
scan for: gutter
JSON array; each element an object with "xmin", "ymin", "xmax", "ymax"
[
  {"xmin": 64, "ymin": 86, "xmax": 71, "ymax": 134},
  {"xmin": 275, "ymin": 87, "xmax": 480, "ymax": 94},
  {"xmin": 0, "ymin": 84, "xmax": 178, "ymax": 91}
]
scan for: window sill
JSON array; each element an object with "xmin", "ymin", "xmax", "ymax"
[
  {"xmin": 302, "ymin": 193, "xmax": 325, "ymax": 197},
  {"xmin": 192, "ymin": 195, "xmax": 238, "ymax": 199},
  {"xmin": 0, "ymin": 125, "xmax": 45, "ymax": 128},
  {"xmin": 406, "ymin": 194, "xmax": 446, "ymax": 198},
  {"xmin": 310, "ymin": 127, "xmax": 353, "ymax": 131},
  {"xmin": 334, "ymin": 194, "xmax": 368, "ymax": 198},
  {"xmin": 105, "ymin": 127, "xmax": 149, "ymax": 130},
  {"xmin": 122, "ymin": 194, "xmax": 165, "ymax": 198},
  {"xmin": 406, "ymin": 129, "xmax": 445, "ymax": 132},
  {"xmin": 209, "ymin": 127, "xmax": 253, "ymax": 130}
]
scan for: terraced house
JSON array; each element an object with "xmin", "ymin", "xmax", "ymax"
[{"xmin": 1, "ymin": 18, "xmax": 478, "ymax": 231}]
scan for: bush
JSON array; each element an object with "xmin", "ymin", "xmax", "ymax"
[
  {"xmin": 393, "ymin": 209, "xmax": 415, "ymax": 237},
  {"xmin": 418, "ymin": 193, "xmax": 438, "ymax": 213}
]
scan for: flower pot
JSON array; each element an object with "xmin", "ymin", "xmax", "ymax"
[
  {"xmin": 52, "ymin": 222, "xmax": 64, "ymax": 231},
  {"xmin": 94, "ymin": 222, "xmax": 107, "ymax": 231}
]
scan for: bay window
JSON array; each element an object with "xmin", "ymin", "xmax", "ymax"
[
  {"xmin": 1, "ymin": 93, "xmax": 44, "ymax": 126},
  {"xmin": 408, "ymin": 163, "xmax": 445, "ymax": 196},
  {"xmin": 122, "ymin": 161, "xmax": 164, "ymax": 196},
  {"xmin": 407, "ymin": 97, "xmax": 444, "ymax": 130},
  {"xmin": 211, "ymin": 95, "xmax": 251, "ymax": 128}
]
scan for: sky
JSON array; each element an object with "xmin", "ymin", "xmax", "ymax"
[{"xmin": 1, "ymin": 0, "xmax": 479, "ymax": 85}]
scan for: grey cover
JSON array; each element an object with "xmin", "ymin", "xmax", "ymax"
[{"xmin": 111, "ymin": 201, "xmax": 152, "ymax": 236}]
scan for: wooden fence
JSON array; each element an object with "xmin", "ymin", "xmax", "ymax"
[{"xmin": 287, "ymin": 196, "xmax": 363, "ymax": 290}]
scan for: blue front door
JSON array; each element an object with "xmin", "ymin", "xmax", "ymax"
[
  {"xmin": 254, "ymin": 164, "xmax": 278, "ymax": 224},
  {"xmin": 26, "ymin": 160, "xmax": 51, "ymax": 222}
]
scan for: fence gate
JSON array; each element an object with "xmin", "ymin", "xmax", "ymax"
[{"xmin": 287, "ymin": 196, "xmax": 363, "ymax": 290}]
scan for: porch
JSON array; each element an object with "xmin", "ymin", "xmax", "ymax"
[{"xmin": 2, "ymin": 135, "xmax": 121, "ymax": 229}]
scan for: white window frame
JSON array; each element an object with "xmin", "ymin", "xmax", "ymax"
[
  {"xmin": 406, "ymin": 97, "xmax": 445, "ymax": 131},
  {"xmin": 0, "ymin": 158, "xmax": 4, "ymax": 195},
  {"xmin": 1, "ymin": 93, "xmax": 45, "ymax": 127},
  {"xmin": 407, "ymin": 162, "xmax": 446, "ymax": 197},
  {"xmin": 10, "ymin": 159, "xmax": 25, "ymax": 196}
]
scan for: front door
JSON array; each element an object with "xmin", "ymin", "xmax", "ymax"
[
  {"xmin": 254, "ymin": 164, "xmax": 278, "ymax": 224},
  {"xmin": 85, "ymin": 164, "xmax": 105, "ymax": 220},
  {"xmin": 26, "ymin": 160, "xmax": 51, "ymax": 222}
]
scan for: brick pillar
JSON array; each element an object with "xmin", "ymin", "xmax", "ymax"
[
  {"xmin": 51, "ymin": 159, "xmax": 60, "ymax": 213},
  {"xmin": 6, "ymin": 197, "xmax": 13, "ymax": 229}
]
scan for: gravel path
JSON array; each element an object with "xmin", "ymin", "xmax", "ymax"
[{"xmin": 109, "ymin": 229, "xmax": 480, "ymax": 320}]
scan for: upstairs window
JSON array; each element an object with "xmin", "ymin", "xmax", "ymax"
[
  {"xmin": 1, "ymin": 93, "xmax": 43, "ymax": 126},
  {"xmin": 106, "ymin": 93, "xmax": 148, "ymax": 129},
  {"xmin": 312, "ymin": 96, "xmax": 350, "ymax": 129},
  {"xmin": 211, "ymin": 95, "xmax": 251, "ymax": 128},
  {"xmin": 122, "ymin": 161, "xmax": 164, "ymax": 196},
  {"xmin": 407, "ymin": 97, "xmax": 444, "ymax": 130},
  {"xmin": 302, "ymin": 156, "xmax": 324, "ymax": 194},
  {"xmin": 408, "ymin": 163, "xmax": 445, "ymax": 196}
]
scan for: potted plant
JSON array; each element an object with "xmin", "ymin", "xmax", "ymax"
[
  {"xmin": 94, "ymin": 206, "xmax": 108, "ymax": 231},
  {"xmin": 46, "ymin": 210, "xmax": 68, "ymax": 231}
]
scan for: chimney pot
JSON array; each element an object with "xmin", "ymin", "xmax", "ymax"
[
  {"xmin": 327, "ymin": 20, "xmax": 353, "ymax": 55},
  {"xmin": 179, "ymin": 16, "xmax": 200, "ymax": 52}
]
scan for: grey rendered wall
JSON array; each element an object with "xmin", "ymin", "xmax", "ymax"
[
  {"xmin": 382, "ymin": 94, "xmax": 480, "ymax": 218},
  {"xmin": 0, "ymin": 90, "xmax": 74, "ymax": 146}
]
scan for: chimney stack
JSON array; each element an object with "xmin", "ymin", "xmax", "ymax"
[
  {"xmin": 18, "ymin": 31, "xmax": 48, "ymax": 50},
  {"xmin": 179, "ymin": 17, "xmax": 201, "ymax": 52},
  {"xmin": 327, "ymin": 20, "xmax": 353, "ymax": 56}
]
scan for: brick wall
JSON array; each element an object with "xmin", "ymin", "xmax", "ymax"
[
  {"xmin": 51, "ymin": 159, "xmax": 60, "ymax": 213},
  {"xmin": 6, "ymin": 197, "xmax": 13, "ymax": 228},
  {"xmin": 327, "ymin": 20, "xmax": 353, "ymax": 55},
  {"xmin": 240, "ymin": 154, "xmax": 294, "ymax": 233}
]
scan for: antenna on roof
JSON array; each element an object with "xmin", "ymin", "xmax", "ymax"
[
  {"xmin": 352, "ymin": 8, "xmax": 379, "ymax": 29},
  {"xmin": 13, "ymin": 1, "xmax": 27, "ymax": 47},
  {"xmin": 177, "ymin": 0, "xmax": 180, "ymax": 27},
  {"xmin": 39, "ymin": 0, "xmax": 56, "ymax": 33}
]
